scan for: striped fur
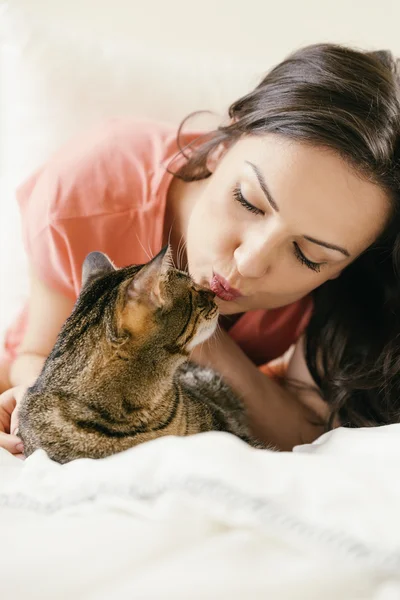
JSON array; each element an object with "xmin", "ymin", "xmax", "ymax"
[{"xmin": 18, "ymin": 247, "xmax": 265, "ymax": 463}]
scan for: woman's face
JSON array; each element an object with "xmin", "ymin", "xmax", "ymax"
[{"xmin": 185, "ymin": 134, "xmax": 390, "ymax": 315}]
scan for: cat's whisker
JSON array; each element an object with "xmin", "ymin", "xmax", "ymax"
[
  {"xmin": 198, "ymin": 342, "xmax": 205, "ymax": 364},
  {"xmin": 189, "ymin": 340, "xmax": 204, "ymax": 364},
  {"xmin": 181, "ymin": 238, "xmax": 187, "ymax": 270},
  {"xmin": 211, "ymin": 330, "xmax": 218, "ymax": 348},
  {"xmin": 176, "ymin": 236, "xmax": 183, "ymax": 267},
  {"xmin": 212, "ymin": 323, "xmax": 223, "ymax": 350},
  {"xmin": 147, "ymin": 240, "xmax": 155, "ymax": 260},
  {"xmin": 135, "ymin": 233, "xmax": 152, "ymax": 261},
  {"xmin": 211, "ymin": 331, "xmax": 220, "ymax": 353},
  {"xmin": 166, "ymin": 224, "xmax": 177, "ymax": 270},
  {"xmin": 177, "ymin": 235, "xmax": 187, "ymax": 271},
  {"xmin": 187, "ymin": 347, "xmax": 196, "ymax": 364}
]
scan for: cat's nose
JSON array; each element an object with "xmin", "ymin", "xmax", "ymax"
[{"xmin": 198, "ymin": 288, "xmax": 216, "ymax": 308}]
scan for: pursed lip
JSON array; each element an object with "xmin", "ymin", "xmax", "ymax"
[{"xmin": 210, "ymin": 272, "xmax": 243, "ymax": 302}]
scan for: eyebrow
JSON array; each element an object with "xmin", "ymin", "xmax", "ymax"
[
  {"xmin": 303, "ymin": 236, "xmax": 350, "ymax": 257},
  {"xmin": 246, "ymin": 161, "xmax": 279, "ymax": 211},
  {"xmin": 246, "ymin": 160, "xmax": 351, "ymax": 258}
]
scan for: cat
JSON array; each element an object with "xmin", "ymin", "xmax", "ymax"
[{"xmin": 18, "ymin": 246, "xmax": 267, "ymax": 463}]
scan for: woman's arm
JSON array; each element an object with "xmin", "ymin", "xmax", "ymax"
[
  {"xmin": 10, "ymin": 266, "xmax": 75, "ymax": 387},
  {"xmin": 0, "ymin": 267, "xmax": 74, "ymax": 450},
  {"xmin": 9, "ymin": 265, "xmax": 330, "ymax": 449},
  {"xmin": 190, "ymin": 329, "xmax": 330, "ymax": 451}
]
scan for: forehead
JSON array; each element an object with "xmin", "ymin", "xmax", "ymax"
[{"xmin": 228, "ymin": 135, "xmax": 390, "ymax": 255}]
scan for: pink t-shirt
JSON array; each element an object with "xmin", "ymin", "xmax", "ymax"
[{"xmin": 3, "ymin": 118, "xmax": 312, "ymax": 368}]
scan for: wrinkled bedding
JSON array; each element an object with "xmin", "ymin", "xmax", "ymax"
[{"xmin": 1, "ymin": 426, "xmax": 400, "ymax": 599}]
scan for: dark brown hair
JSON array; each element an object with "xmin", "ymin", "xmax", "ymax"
[{"xmin": 171, "ymin": 43, "xmax": 400, "ymax": 428}]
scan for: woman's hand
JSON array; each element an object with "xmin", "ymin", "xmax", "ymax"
[
  {"xmin": 0, "ymin": 386, "xmax": 27, "ymax": 459},
  {"xmin": 190, "ymin": 328, "xmax": 326, "ymax": 450}
]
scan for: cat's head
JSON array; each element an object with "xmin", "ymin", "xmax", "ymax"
[{"xmin": 74, "ymin": 246, "xmax": 218, "ymax": 359}]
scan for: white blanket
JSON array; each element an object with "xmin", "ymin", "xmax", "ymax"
[{"xmin": 1, "ymin": 426, "xmax": 400, "ymax": 600}]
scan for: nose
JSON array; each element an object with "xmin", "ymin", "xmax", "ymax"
[{"xmin": 234, "ymin": 222, "xmax": 284, "ymax": 279}]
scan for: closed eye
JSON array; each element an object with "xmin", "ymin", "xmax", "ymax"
[
  {"xmin": 233, "ymin": 185, "xmax": 325, "ymax": 273},
  {"xmin": 293, "ymin": 242, "xmax": 324, "ymax": 273},
  {"xmin": 233, "ymin": 185, "xmax": 264, "ymax": 216}
]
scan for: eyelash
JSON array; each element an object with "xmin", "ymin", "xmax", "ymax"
[
  {"xmin": 232, "ymin": 185, "xmax": 322, "ymax": 273},
  {"xmin": 292, "ymin": 243, "xmax": 321, "ymax": 273},
  {"xmin": 233, "ymin": 185, "xmax": 264, "ymax": 215}
]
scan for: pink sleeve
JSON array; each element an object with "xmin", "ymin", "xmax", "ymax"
[
  {"xmin": 17, "ymin": 168, "xmax": 77, "ymax": 299},
  {"xmin": 16, "ymin": 119, "xmax": 163, "ymax": 299}
]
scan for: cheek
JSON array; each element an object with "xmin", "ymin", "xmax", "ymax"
[
  {"xmin": 252, "ymin": 257, "xmax": 329, "ymax": 300},
  {"xmin": 274, "ymin": 267, "xmax": 335, "ymax": 297},
  {"xmin": 189, "ymin": 193, "xmax": 235, "ymax": 247}
]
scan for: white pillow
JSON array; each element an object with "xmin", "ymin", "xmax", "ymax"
[{"xmin": 0, "ymin": 7, "xmax": 267, "ymax": 344}]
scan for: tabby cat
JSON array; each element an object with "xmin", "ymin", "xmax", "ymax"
[{"xmin": 18, "ymin": 247, "xmax": 266, "ymax": 463}]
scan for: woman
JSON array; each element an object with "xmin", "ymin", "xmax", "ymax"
[{"xmin": 1, "ymin": 43, "xmax": 399, "ymax": 457}]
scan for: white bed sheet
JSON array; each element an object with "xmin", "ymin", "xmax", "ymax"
[{"xmin": 1, "ymin": 426, "xmax": 400, "ymax": 599}]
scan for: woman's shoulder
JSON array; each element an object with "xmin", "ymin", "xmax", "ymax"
[
  {"xmin": 50, "ymin": 117, "xmax": 177, "ymax": 169},
  {"xmin": 56, "ymin": 117, "xmax": 178, "ymax": 173},
  {"xmin": 17, "ymin": 117, "xmax": 178, "ymax": 223},
  {"xmin": 16, "ymin": 119, "xmax": 180, "ymax": 298}
]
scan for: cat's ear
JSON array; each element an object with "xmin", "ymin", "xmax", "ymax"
[
  {"xmin": 127, "ymin": 245, "xmax": 173, "ymax": 308},
  {"xmin": 82, "ymin": 252, "xmax": 116, "ymax": 289}
]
